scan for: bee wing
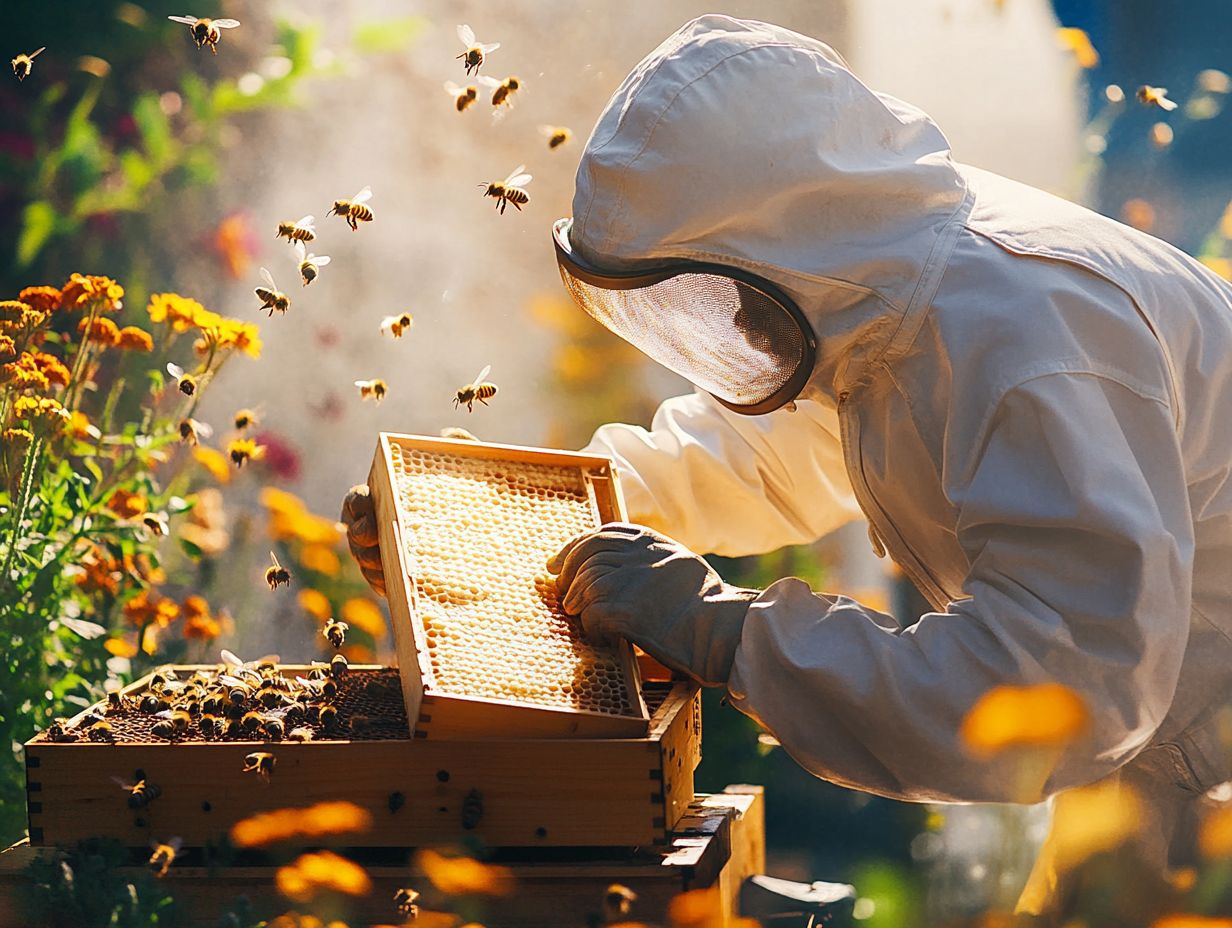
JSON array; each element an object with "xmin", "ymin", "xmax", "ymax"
[
  {"xmin": 30, "ymin": 47, "xmax": 46, "ymax": 59},
  {"xmin": 154, "ymin": 709, "xmax": 176, "ymax": 719},
  {"xmin": 457, "ymin": 24, "xmax": 475, "ymax": 46},
  {"xmin": 168, "ymin": 15, "xmax": 200, "ymax": 25},
  {"xmin": 166, "ymin": 362, "xmax": 184, "ymax": 379},
  {"xmin": 505, "ymin": 170, "xmax": 532, "ymax": 187},
  {"xmin": 112, "ymin": 776, "xmax": 136, "ymax": 789},
  {"xmin": 477, "ymin": 75, "xmax": 500, "ymax": 89},
  {"xmin": 443, "ymin": 80, "xmax": 465, "ymax": 95},
  {"xmin": 313, "ymin": 255, "xmax": 331, "ymax": 267},
  {"xmin": 260, "ymin": 266, "xmax": 276, "ymax": 288},
  {"xmin": 294, "ymin": 676, "xmax": 315, "ymax": 688},
  {"xmin": 1159, "ymin": 95, "xmax": 1179, "ymax": 111},
  {"xmin": 269, "ymin": 551, "xmax": 282, "ymax": 568},
  {"xmin": 218, "ymin": 674, "xmax": 248, "ymax": 687},
  {"xmin": 167, "ymin": 836, "xmax": 184, "ymax": 853},
  {"xmin": 502, "ymin": 164, "xmax": 529, "ymax": 185},
  {"xmin": 220, "ymin": 648, "xmax": 244, "ymax": 668},
  {"xmin": 296, "ymin": 214, "xmax": 315, "ymax": 228},
  {"xmin": 294, "ymin": 240, "xmax": 306, "ymax": 261},
  {"xmin": 379, "ymin": 316, "xmax": 396, "ymax": 333},
  {"xmin": 213, "ymin": 19, "xmax": 240, "ymax": 28},
  {"xmin": 258, "ymin": 653, "xmax": 281, "ymax": 664},
  {"xmin": 480, "ymin": 42, "xmax": 501, "ymax": 53},
  {"xmin": 351, "ymin": 186, "xmax": 373, "ymax": 205},
  {"xmin": 538, "ymin": 124, "xmax": 556, "ymax": 137},
  {"xmin": 193, "ymin": 419, "xmax": 214, "ymax": 438},
  {"xmin": 474, "ymin": 364, "xmax": 492, "ymax": 384}
]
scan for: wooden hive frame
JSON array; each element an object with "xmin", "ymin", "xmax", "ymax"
[
  {"xmin": 25, "ymin": 667, "xmax": 700, "ymax": 850},
  {"xmin": 368, "ymin": 433, "xmax": 649, "ymax": 740}
]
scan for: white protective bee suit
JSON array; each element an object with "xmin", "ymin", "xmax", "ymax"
[{"xmin": 567, "ymin": 15, "xmax": 1232, "ymax": 876}]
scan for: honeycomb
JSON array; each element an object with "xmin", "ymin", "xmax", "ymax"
[{"xmin": 386, "ymin": 441, "xmax": 636, "ymax": 716}]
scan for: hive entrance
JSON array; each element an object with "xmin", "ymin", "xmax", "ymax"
[{"xmin": 370, "ymin": 435, "xmax": 648, "ymax": 738}]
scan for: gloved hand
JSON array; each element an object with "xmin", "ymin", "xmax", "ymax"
[
  {"xmin": 548, "ymin": 523, "xmax": 760, "ymax": 687},
  {"xmin": 340, "ymin": 484, "xmax": 386, "ymax": 597}
]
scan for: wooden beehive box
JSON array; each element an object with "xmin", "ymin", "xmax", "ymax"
[
  {"xmin": 368, "ymin": 434, "xmax": 649, "ymax": 740},
  {"xmin": 24, "ymin": 668, "xmax": 700, "ymax": 850}
]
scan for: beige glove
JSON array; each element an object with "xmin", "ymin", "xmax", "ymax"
[{"xmin": 341, "ymin": 484, "xmax": 385, "ymax": 597}]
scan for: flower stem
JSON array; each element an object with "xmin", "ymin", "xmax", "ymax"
[{"xmin": 1, "ymin": 436, "xmax": 44, "ymax": 596}]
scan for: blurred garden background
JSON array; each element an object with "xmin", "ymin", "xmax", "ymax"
[{"xmin": 2, "ymin": 0, "xmax": 1231, "ymax": 925}]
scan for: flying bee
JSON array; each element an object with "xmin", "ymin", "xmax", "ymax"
[
  {"xmin": 456, "ymin": 24, "xmax": 500, "ymax": 77},
  {"xmin": 113, "ymin": 777, "xmax": 162, "ymax": 810},
  {"xmin": 329, "ymin": 186, "xmax": 374, "ymax": 231},
  {"xmin": 479, "ymin": 165, "xmax": 532, "ymax": 215},
  {"xmin": 478, "ymin": 74, "xmax": 522, "ymax": 109},
  {"xmin": 255, "ymin": 267, "xmax": 290, "ymax": 316},
  {"xmin": 1137, "ymin": 85, "xmax": 1178, "ymax": 111},
  {"xmin": 142, "ymin": 512, "xmax": 170, "ymax": 537},
  {"xmin": 355, "ymin": 378, "xmax": 387, "ymax": 403},
  {"xmin": 394, "ymin": 888, "xmax": 420, "ymax": 919},
  {"xmin": 232, "ymin": 408, "xmax": 259, "ymax": 431},
  {"xmin": 379, "ymin": 313, "xmax": 414, "ymax": 338},
  {"xmin": 87, "ymin": 722, "xmax": 115, "ymax": 743},
  {"xmin": 604, "ymin": 884, "xmax": 638, "ymax": 921},
  {"xmin": 444, "ymin": 80, "xmax": 478, "ymax": 112},
  {"xmin": 323, "ymin": 620, "xmax": 349, "ymax": 649},
  {"xmin": 265, "ymin": 552, "xmax": 291, "ymax": 591},
  {"xmin": 166, "ymin": 362, "xmax": 198, "ymax": 396},
  {"xmin": 11, "ymin": 47, "xmax": 46, "ymax": 82},
  {"xmin": 329, "ymin": 653, "xmax": 349, "ymax": 679},
  {"xmin": 148, "ymin": 837, "xmax": 182, "ymax": 878},
  {"xmin": 243, "ymin": 751, "xmax": 276, "ymax": 782},
  {"xmin": 167, "ymin": 15, "xmax": 240, "ymax": 55},
  {"xmin": 540, "ymin": 124, "xmax": 573, "ymax": 150},
  {"xmin": 454, "ymin": 364, "xmax": 499, "ymax": 412},
  {"xmin": 293, "ymin": 240, "xmax": 331, "ymax": 287},
  {"xmin": 178, "ymin": 417, "xmax": 213, "ymax": 446},
  {"xmin": 275, "ymin": 215, "xmax": 316, "ymax": 245}
]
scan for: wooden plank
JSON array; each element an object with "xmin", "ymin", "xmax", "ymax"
[
  {"xmin": 657, "ymin": 685, "xmax": 703, "ymax": 831},
  {"xmin": 712, "ymin": 786, "xmax": 766, "ymax": 924}
]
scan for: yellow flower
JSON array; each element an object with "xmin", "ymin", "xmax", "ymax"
[
  {"xmin": 1056, "ymin": 27, "xmax": 1099, "ymax": 69},
  {"xmin": 300, "ymin": 543, "xmax": 341, "ymax": 576},
  {"xmin": 342, "ymin": 598, "xmax": 386, "ymax": 637},
  {"xmin": 3, "ymin": 427, "xmax": 33, "ymax": 448},
  {"xmin": 261, "ymin": 488, "xmax": 342, "ymax": 546},
  {"xmin": 116, "ymin": 326, "xmax": 154, "ymax": 352},
  {"xmin": 13, "ymin": 395, "xmax": 70, "ymax": 429},
  {"xmin": 1, "ymin": 355, "xmax": 50, "ymax": 391},
  {"xmin": 18, "ymin": 286, "xmax": 61, "ymax": 313},
  {"xmin": 228, "ymin": 438, "xmax": 265, "ymax": 468},
  {"xmin": 68, "ymin": 411, "xmax": 101, "ymax": 440},
  {"xmin": 1199, "ymin": 805, "xmax": 1232, "ymax": 858},
  {"xmin": 276, "ymin": 851, "xmax": 372, "ymax": 902},
  {"xmin": 78, "ymin": 315, "xmax": 120, "ymax": 346},
  {"xmin": 193, "ymin": 446, "xmax": 232, "ymax": 483},
  {"xmin": 1201, "ymin": 256, "xmax": 1232, "ymax": 281},
  {"xmin": 0, "ymin": 334, "xmax": 15, "ymax": 359},
  {"xmin": 960, "ymin": 683, "xmax": 1089, "ymax": 758},
  {"xmin": 28, "ymin": 351, "xmax": 69, "ymax": 387},
  {"xmin": 414, "ymin": 849, "xmax": 514, "ymax": 896},
  {"xmin": 147, "ymin": 293, "xmax": 205, "ymax": 331},
  {"xmin": 1152, "ymin": 918, "xmax": 1232, "ymax": 928},
  {"xmin": 231, "ymin": 801, "xmax": 373, "ymax": 848},
  {"xmin": 202, "ymin": 316, "xmax": 263, "ymax": 359},
  {"xmin": 104, "ymin": 636, "xmax": 139, "ymax": 658},
  {"xmin": 60, "ymin": 273, "xmax": 123, "ymax": 312},
  {"xmin": 298, "ymin": 589, "xmax": 332, "ymax": 621},
  {"xmin": 123, "ymin": 590, "xmax": 180, "ymax": 628},
  {"xmin": 0, "ymin": 300, "xmax": 47, "ymax": 334}
]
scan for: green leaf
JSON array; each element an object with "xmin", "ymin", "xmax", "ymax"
[
  {"xmin": 132, "ymin": 93, "xmax": 172, "ymax": 166},
  {"xmin": 16, "ymin": 200, "xmax": 58, "ymax": 267},
  {"xmin": 352, "ymin": 16, "xmax": 425, "ymax": 54},
  {"xmin": 119, "ymin": 149, "xmax": 155, "ymax": 191}
]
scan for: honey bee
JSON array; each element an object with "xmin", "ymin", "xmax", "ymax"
[
  {"xmin": 355, "ymin": 378, "xmax": 388, "ymax": 402},
  {"xmin": 147, "ymin": 837, "xmax": 182, "ymax": 878},
  {"xmin": 240, "ymin": 711, "xmax": 264, "ymax": 736},
  {"xmin": 379, "ymin": 313, "xmax": 414, "ymax": 338},
  {"xmin": 318, "ymin": 704, "xmax": 340, "ymax": 731},
  {"xmin": 329, "ymin": 186, "xmax": 374, "ymax": 231},
  {"xmin": 224, "ymin": 718, "xmax": 243, "ymax": 739},
  {"xmin": 283, "ymin": 702, "xmax": 307, "ymax": 726},
  {"xmin": 256, "ymin": 684, "xmax": 285, "ymax": 710},
  {"xmin": 199, "ymin": 713, "xmax": 223, "ymax": 739},
  {"xmin": 76, "ymin": 708, "xmax": 107, "ymax": 729},
  {"xmin": 287, "ymin": 726, "xmax": 314, "ymax": 742},
  {"xmin": 140, "ymin": 694, "xmax": 171, "ymax": 715},
  {"xmin": 113, "ymin": 777, "xmax": 162, "ymax": 810},
  {"xmin": 262, "ymin": 716, "xmax": 285, "ymax": 742},
  {"xmin": 296, "ymin": 675, "xmax": 338, "ymax": 701},
  {"xmin": 232, "ymin": 408, "xmax": 259, "ymax": 431},
  {"xmin": 255, "ymin": 267, "xmax": 291, "ymax": 316},
  {"xmin": 439, "ymin": 427, "xmax": 479, "ymax": 442},
  {"xmin": 242, "ymin": 754, "xmax": 277, "ymax": 783},
  {"xmin": 323, "ymin": 620, "xmax": 349, "ymax": 649},
  {"xmin": 330, "ymin": 653, "xmax": 349, "ymax": 679},
  {"xmin": 87, "ymin": 722, "xmax": 116, "ymax": 743},
  {"xmin": 479, "ymin": 165, "xmax": 532, "ymax": 215},
  {"xmin": 456, "ymin": 24, "xmax": 500, "ymax": 77},
  {"xmin": 11, "ymin": 47, "xmax": 46, "ymax": 82},
  {"xmin": 106, "ymin": 690, "xmax": 134, "ymax": 712},
  {"xmin": 153, "ymin": 709, "xmax": 191, "ymax": 740},
  {"xmin": 275, "ymin": 215, "xmax": 316, "ymax": 245},
  {"xmin": 142, "ymin": 512, "xmax": 170, "ymax": 537},
  {"xmin": 479, "ymin": 74, "xmax": 522, "ymax": 109},
  {"xmin": 454, "ymin": 364, "xmax": 499, "ymax": 412},
  {"xmin": 1137, "ymin": 85, "xmax": 1178, "ymax": 111},
  {"xmin": 265, "ymin": 552, "xmax": 291, "ymax": 591},
  {"xmin": 539, "ymin": 124, "xmax": 573, "ymax": 150},
  {"xmin": 604, "ymin": 884, "xmax": 638, "ymax": 920},
  {"xmin": 394, "ymin": 888, "xmax": 420, "ymax": 919},
  {"xmin": 294, "ymin": 240, "xmax": 331, "ymax": 287},
  {"xmin": 178, "ymin": 417, "xmax": 213, "ymax": 445},
  {"xmin": 167, "ymin": 15, "xmax": 240, "ymax": 55},
  {"xmin": 166, "ymin": 362, "xmax": 198, "ymax": 396},
  {"xmin": 443, "ymin": 80, "xmax": 478, "ymax": 112},
  {"xmin": 45, "ymin": 719, "xmax": 78, "ymax": 743}
]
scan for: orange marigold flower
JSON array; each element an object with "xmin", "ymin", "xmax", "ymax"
[
  {"xmin": 228, "ymin": 438, "xmax": 265, "ymax": 468},
  {"xmin": 123, "ymin": 589, "xmax": 180, "ymax": 628},
  {"xmin": 960, "ymin": 683, "xmax": 1089, "ymax": 758},
  {"xmin": 183, "ymin": 612, "xmax": 223, "ymax": 641},
  {"xmin": 212, "ymin": 213, "xmax": 257, "ymax": 280},
  {"xmin": 68, "ymin": 410, "xmax": 101, "ymax": 440},
  {"xmin": 2, "ymin": 427, "xmax": 33, "ymax": 448},
  {"xmin": 300, "ymin": 543, "xmax": 340, "ymax": 576},
  {"xmin": 414, "ymin": 849, "xmax": 514, "ymax": 896},
  {"xmin": 1, "ymin": 355, "xmax": 50, "ymax": 391},
  {"xmin": 231, "ymin": 801, "xmax": 373, "ymax": 848},
  {"xmin": 193, "ymin": 446, "xmax": 232, "ymax": 484},
  {"xmin": 0, "ymin": 334, "xmax": 15, "ymax": 359},
  {"xmin": 197, "ymin": 315, "xmax": 263, "ymax": 359},
  {"xmin": 104, "ymin": 636, "xmax": 139, "ymax": 658},
  {"xmin": 116, "ymin": 326, "xmax": 154, "ymax": 352},
  {"xmin": 76, "ymin": 547, "xmax": 121, "ymax": 596},
  {"xmin": 342, "ymin": 598, "xmax": 386, "ymax": 637},
  {"xmin": 276, "ymin": 851, "xmax": 372, "ymax": 902},
  {"xmin": 147, "ymin": 293, "xmax": 206, "ymax": 332},
  {"xmin": 29, "ymin": 351, "xmax": 70, "ymax": 387},
  {"xmin": 106, "ymin": 488, "xmax": 148, "ymax": 519},
  {"xmin": 13, "ymin": 394, "xmax": 69, "ymax": 426},
  {"xmin": 60, "ymin": 273, "xmax": 124, "ymax": 312},
  {"xmin": 78, "ymin": 315, "xmax": 120, "ymax": 345},
  {"xmin": 0, "ymin": 300, "xmax": 47, "ymax": 334},
  {"xmin": 18, "ymin": 286, "xmax": 61, "ymax": 313},
  {"xmin": 261, "ymin": 488, "xmax": 342, "ymax": 545},
  {"xmin": 298, "ymin": 589, "xmax": 332, "ymax": 621}
]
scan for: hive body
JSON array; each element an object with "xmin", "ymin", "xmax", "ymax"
[{"xmin": 369, "ymin": 434, "xmax": 648, "ymax": 738}]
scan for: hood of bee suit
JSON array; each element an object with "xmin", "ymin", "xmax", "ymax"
[{"xmin": 567, "ymin": 14, "xmax": 970, "ymax": 405}]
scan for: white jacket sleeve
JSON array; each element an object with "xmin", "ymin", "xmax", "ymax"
[
  {"xmin": 583, "ymin": 391, "xmax": 861, "ymax": 557},
  {"xmin": 728, "ymin": 372, "xmax": 1194, "ymax": 803}
]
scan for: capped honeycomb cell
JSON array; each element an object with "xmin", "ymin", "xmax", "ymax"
[{"xmin": 371, "ymin": 435, "xmax": 648, "ymax": 737}]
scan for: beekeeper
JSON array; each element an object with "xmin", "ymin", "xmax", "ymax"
[{"xmin": 344, "ymin": 15, "xmax": 1232, "ymax": 887}]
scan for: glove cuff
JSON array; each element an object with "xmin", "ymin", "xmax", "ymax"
[{"xmin": 693, "ymin": 585, "xmax": 760, "ymax": 687}]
